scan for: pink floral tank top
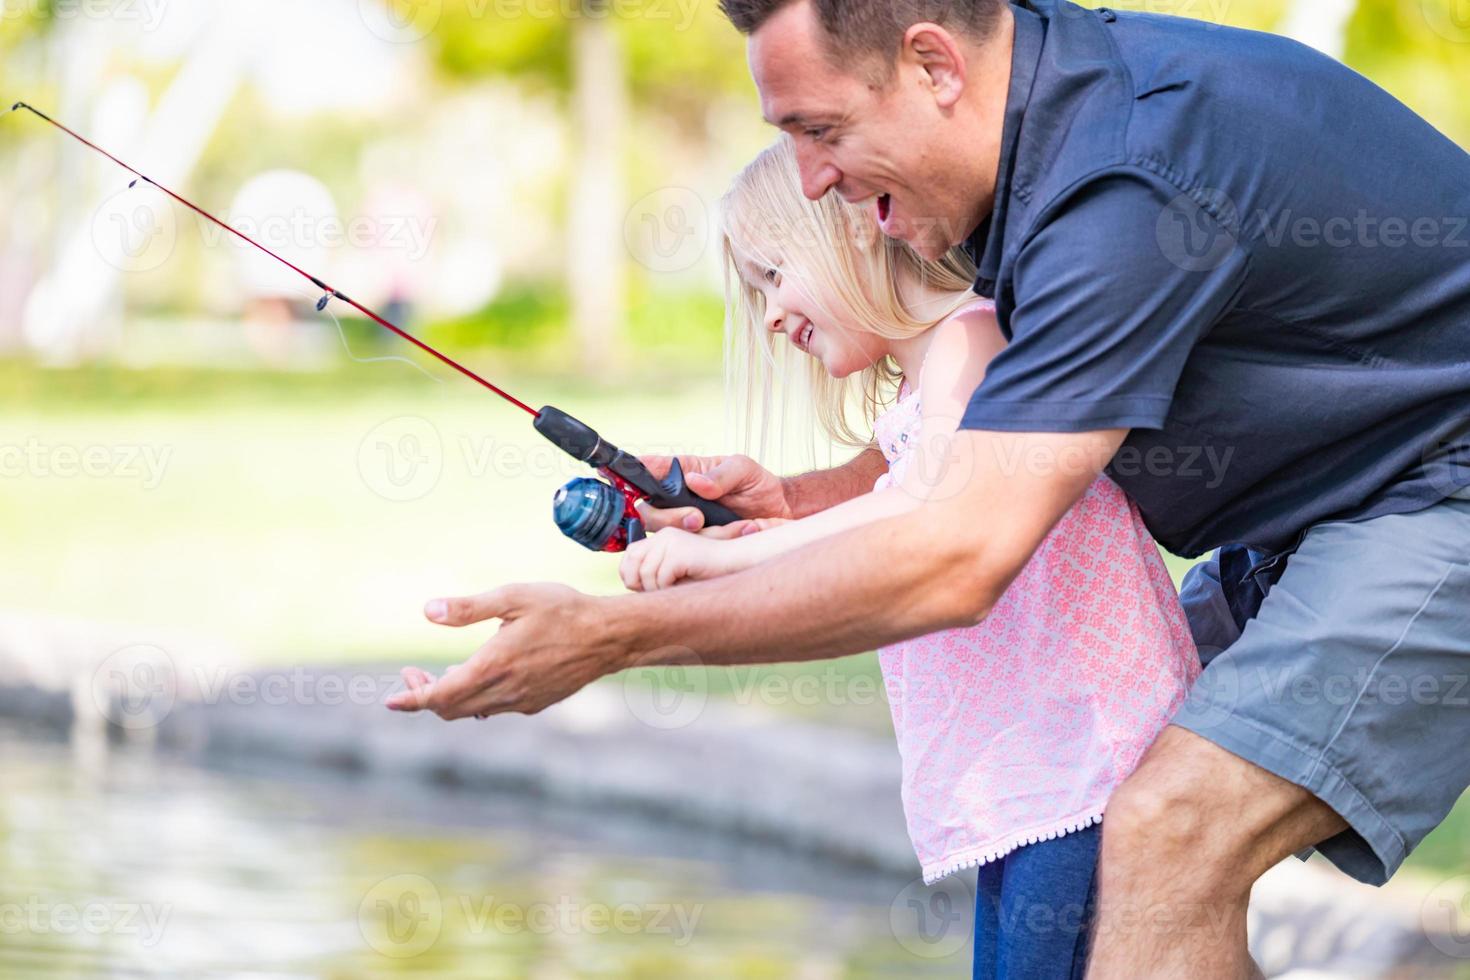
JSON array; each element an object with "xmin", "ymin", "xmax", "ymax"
[{"xmin": 872, "ymin": 305, "xmax": 1200, "ymax": 883}]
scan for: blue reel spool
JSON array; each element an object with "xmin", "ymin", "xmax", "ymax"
[{"xmin": 552, "ymin": 477, "xmax": 632, "ymax": 551}]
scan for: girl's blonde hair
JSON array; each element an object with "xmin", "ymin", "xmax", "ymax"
[{"xmin": 721, "ymin": 136, "xmax": 978, "ymax": 459}]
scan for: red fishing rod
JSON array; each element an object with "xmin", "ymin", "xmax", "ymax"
[{"xmin": 5, "ymin": 100, "xmax": 737, "ymax": 550}]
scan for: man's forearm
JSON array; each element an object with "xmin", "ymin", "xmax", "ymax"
[
  {"xmin": 780, "ymin": 446, "xmax": 888, "ymax": 519},
  {"xmin": 607, "ymin": 501, "xmax": 994, "ymax": 667}
]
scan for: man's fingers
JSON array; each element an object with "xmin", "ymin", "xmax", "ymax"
[
  {"xmin": 386, "ymin": 668, "xmax": 433, "ymax": 711},
  {"xmin": 697, "ymin": 517, "xmax": 784, "ymax": 540},
  {"xmin": 638, "ymin": 453, "xmax": 712, "ymax": 482},
  {"xmin": 639, "ymin": 502, "xmax": 705, "ymax": 532},
  {"xmin": 403, "ymin": 666, "xmax": 435, "ymax": 690},
  {"xmin": 417, "ymin": 660, "xmax": 487, "ymax": 719},
  {"xmin": 425, "ymin": 586, "xmax": 522, "ymax": 627},
  {"xmin": 698, "ymin": 520, "xmax": 758, "ymax": 540},
  {"xmin": 639, "ymin": 454, "xmax": 674, "ymax": 480},
  {"xmin": 683, "ymin": 470, "xmax": 721, "ymax": 499}
]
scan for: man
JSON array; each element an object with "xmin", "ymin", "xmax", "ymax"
[{"xmin": 387, "ymin": 0, "xmax": 1470, "ymax": 974}]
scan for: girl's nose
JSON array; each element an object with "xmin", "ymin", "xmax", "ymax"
[{"xmin": 764, "ymin": 305, "xmax": 785, "ymax": 334}]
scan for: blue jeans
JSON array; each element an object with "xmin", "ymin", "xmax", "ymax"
[{"xmin": 972, "ymin": 823, "xmax": 1100, "ymax": 980}]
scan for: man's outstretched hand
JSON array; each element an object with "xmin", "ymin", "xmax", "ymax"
[
  {"xmin": 384, "ymin": 583, "xmax": 625, "ymax": 720},
  {"xmin": 638, "ymin": 453, "xmax": 791, "ymax": 531}
]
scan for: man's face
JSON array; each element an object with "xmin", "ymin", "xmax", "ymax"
[{"xmin": 748, "ymin": 0, "xmax": 997, "ymax": 260}]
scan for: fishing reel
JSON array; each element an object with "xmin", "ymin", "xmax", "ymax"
[{"xmin": 534, "ymin": 406, "xmax": 740, "ymax": 552}]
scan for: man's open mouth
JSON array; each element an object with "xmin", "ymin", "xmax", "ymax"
[{"xmin": 876, "ymin": 193, "xmax": 892, "ymax": 225}]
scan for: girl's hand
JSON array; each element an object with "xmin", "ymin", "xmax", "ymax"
[{"xmin": 619, "ymin": 527, "xmax": 744, "ymax": 592}]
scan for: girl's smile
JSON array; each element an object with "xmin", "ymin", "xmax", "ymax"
[{"xmin": 791, "ymin": 320, "xmax": 814, "ymax": 353}]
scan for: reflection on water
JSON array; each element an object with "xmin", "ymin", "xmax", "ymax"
[{"xmin": 0, "ymin": 721, "xmax": 973, "ymax": 978}]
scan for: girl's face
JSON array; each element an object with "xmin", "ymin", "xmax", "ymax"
[{"xmin": 737, "ymin": 248, "xmax": 889, "ymax": 379}]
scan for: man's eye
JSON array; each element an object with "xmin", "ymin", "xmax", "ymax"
[{"xmin": 805, "ymin": 127, "xmax": 829, "ymax": 142}]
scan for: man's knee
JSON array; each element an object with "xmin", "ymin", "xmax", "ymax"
[
  {"xmin": 1103, "ymin": 740, "xmax": 1217, "ymax": 875},
  {"xmin": 1101, "ymin": 726, "xmax": 1345, "ymax": 892}
]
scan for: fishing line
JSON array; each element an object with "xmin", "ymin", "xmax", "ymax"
[
  {"xmin": 256, "ymin": 278, "xmax": 447, "ymax": 387},
  {"xmin": 6, "ymin": 101, "xmax": 537, "ymax": 417},
  {"xmin": 318, "ymin": 297, "xmax": 446, "ymax": 386}
]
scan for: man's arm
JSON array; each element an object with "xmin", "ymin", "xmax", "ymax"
[
  {"xmin": 781, "ymin": 445, "xmax": 888, "ymax": 518},
  {"xmin": 385, "ymin": 427, "xmax": 1123, "ymax": 718},
  {"xmin": 638, "ymin": 446, "xmax": 887, "ymax": 530},
  {"xmin": 615, "ymin": 428, "xmax": 1123, "ymax": 665}
]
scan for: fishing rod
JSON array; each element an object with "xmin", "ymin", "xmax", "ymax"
[{"xmin": 4, "ymin": 101, "xmax": 737, "ymax": 551}]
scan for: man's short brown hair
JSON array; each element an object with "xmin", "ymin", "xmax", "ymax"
[{"xmin": 720, "ymin": 0, "xmax": 1005, "ymax": 77}]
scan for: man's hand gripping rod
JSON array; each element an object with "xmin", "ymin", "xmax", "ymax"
[{"xmin": 535, "ymin": 407, "xmax": 739, "ymax": 551}]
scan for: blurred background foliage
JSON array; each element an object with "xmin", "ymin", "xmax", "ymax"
[{"xmin": 1, "ymin": 0, "xmax": 1465, "ymax": 371}]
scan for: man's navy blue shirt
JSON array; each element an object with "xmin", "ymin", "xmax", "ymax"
[{"xmin": 961, "ymin": 0, "xmax": 1470, "ymax": 560}]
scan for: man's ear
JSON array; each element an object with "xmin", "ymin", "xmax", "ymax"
[{"xmin": 901, "ymin": 23, "xmax": 967, "ymax": 108}]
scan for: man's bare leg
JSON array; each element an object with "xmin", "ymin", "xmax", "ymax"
[{"xmin": 1086, "ymin": 725, "xmax": 1348, "ymax": 979}]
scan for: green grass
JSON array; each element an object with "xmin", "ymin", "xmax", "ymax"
[
  {"xmin": 0, "ymin": 358, "xmax": 728, "ymax": 664},
  {"xmin": 1404, "ymin": 792, "xmax": 1470, "ymax": 878}
]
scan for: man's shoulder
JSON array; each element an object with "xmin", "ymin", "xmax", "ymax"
[
  {"xmin": 1038, "ymin": 0, "xmax": 1335, "ymax": 89},
  {"xmin": 1017, "ymin": 1, "xmax": 1468, "ymax": 247},
  {"xmin": 1026, "ymin": 2, "xmax": 1351, "ymax": 181}
]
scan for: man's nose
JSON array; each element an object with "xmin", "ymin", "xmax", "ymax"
[{"xmin": 795, "ymin": 147, "xmax": 840, "ymax": 201}]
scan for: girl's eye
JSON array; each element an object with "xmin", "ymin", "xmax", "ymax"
[{"xmin": 762, "ymin": 267, "xmax": 780, "ymax": 284}]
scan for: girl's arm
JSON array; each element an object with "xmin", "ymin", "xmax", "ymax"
[{"xmin": 619, "ymin": 309, "xmax": 1006, "ymax": 592}]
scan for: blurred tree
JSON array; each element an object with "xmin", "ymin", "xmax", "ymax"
[
  {"xmin": 426, "ymin": 0, "xmax": 750, "ymax": 371},
  {"xmin": 1280, "ymin": 0, "xmax": 1357, "ymax": 57},
  {"xmin": 566, "ymin": 0, "xmax": 628, "ymax": 373},
  {"xmin": 1344, "ymin": 0, "xmax": 1470, "ymax": 147},
  {"xmin": 13, "ymin": 11, "xmax": 246, "ymax": 360}
]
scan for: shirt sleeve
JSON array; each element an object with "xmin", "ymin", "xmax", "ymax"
[{"xmin": 961, "ymin": 171, "xmax": 1250, "ymax": 433}]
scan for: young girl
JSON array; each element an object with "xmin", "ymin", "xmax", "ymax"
[{"xmin": 621, "ymin": 137, "xmax": 1200, "ymax": 978}]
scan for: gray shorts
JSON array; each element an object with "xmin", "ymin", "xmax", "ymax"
[{"xmin": 1173, "ymin": 493, "xmax": 1470, "ymax": 885}]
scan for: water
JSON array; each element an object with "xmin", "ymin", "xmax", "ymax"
[{"xmin": 0, "ymin": 722, "xmax": 975, "ymax": 978}]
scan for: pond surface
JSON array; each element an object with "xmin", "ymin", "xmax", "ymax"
[{"xmin": 0, "ymin": 721, "xmax": 975, "ymax": 978}]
